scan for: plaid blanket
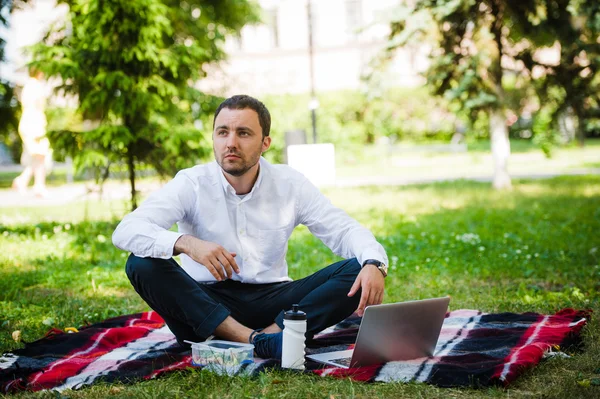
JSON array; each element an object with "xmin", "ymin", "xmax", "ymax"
[{"xmin": 0, "ymin": 308, "xmax": 589, "ymax": 393}]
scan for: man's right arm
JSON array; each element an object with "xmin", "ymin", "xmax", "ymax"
[
  {"xmin": 112, "ymin": 173, "xmax": 193, "ymax": 259},
  {"xmin": 174, "ymin": 235, "xmax": 239, "ymax": 280},
  {"xmin": 112, "ymin": 172, "xmax": 240, "ymax": 281}
]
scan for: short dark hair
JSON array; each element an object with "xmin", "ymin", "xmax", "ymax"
[{"xmin": 213, "ymin": 95, "xmax": 271, "ymax": 137}]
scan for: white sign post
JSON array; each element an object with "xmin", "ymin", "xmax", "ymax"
[{"xmin": 286, "ymin": 143, "xmax": 335, "ymax": 187}]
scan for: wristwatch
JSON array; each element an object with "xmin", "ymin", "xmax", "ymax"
[{"xmin": 362, "ymin": 259, "xmax": 388, "ymax": 278}]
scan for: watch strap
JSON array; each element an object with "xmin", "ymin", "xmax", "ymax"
[{"xmin": 362, "ymin": 259, "xmax": 387, "ymax": 277}]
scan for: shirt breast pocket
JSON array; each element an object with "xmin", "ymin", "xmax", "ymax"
[{"xmin": 258, "ymin": 228, "xmax": 289, "ymax": 267}]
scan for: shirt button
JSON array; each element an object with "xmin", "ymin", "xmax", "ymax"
[{"xmin": 239, "ymin": 229, "xmax": 245, "ymax": 235}]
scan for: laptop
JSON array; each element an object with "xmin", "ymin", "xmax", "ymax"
[{"xmin": 306, "ymin": 296, "xmax": 450, "ymax": 368}]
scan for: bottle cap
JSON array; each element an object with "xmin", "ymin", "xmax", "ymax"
[{"xmin": 284, "ymin": 304, "xmax": 306, "ymax": 320}]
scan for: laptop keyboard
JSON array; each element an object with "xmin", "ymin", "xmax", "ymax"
[{"xmin": 330, "ymin": 357, "xmax": 352, "ymax": 367}]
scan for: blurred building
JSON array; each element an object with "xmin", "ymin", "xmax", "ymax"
[
  {"xmin": 3, "ymin": 0, "xmax": 425, "ymax": 99},
  {"xmin": 1, "ymin": 0, "xmax": 73, "ymax": 108},
  {"xmin": 1, "ymin": 0, "xmax": 67, "ymax": 86},
  {"xmin": 198, "ymin": 0, "xmax": 429, "ymax": 96}
]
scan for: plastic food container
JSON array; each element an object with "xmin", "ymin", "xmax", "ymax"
[{"xmin": 188, "ymin": 340, "xmax": 254, "ymax": 369}]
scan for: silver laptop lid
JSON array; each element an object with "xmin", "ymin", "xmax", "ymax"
[{"xmin": 351, "ymin": 296, "xmax": 450, "ymax": 367}]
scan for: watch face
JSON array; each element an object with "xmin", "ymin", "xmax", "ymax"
[
  {"xmin": 364, "ymin": 259, "xmax": 387, "ymax": 276},
  {"xmin": 379, "ymin": 264, "xmax": 388, "ymax": 276}
]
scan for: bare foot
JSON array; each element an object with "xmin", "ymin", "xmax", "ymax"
[
  {"xmin": 33, "ymin": 187, "xmax": 49, "ymax": 198},
  {"xmin": 11, "ymin": 178, "xmax": 26, "ymax": 194}
]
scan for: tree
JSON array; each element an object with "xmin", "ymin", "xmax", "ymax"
[
  {"xmin": 382, "ymin": 1, "xmax": 553, "ymax": 189},
  {"xmin": 514, "ymin": 1, "xmax": 600, "ymax": 148},
  {"xmin": 30, "ymin": 0, "xmax": 258, "ymax": 209}
]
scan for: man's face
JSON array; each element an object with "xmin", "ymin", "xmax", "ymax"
[{"xmin": 213, "ymin": 107, "xmax": 271, "ymax": 177}]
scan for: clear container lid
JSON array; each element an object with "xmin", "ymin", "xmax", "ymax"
[{"xmin": 188, "ymin": 339, "xmax": 254, "ymax": 351}]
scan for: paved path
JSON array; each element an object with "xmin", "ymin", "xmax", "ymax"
[
  {"xmin": 0, "ymin": 168, "xmax": 598, "ymax": 208},
  {"xmin": 0, "ymin": 180, "xmax": 162, "ymax": 208}
]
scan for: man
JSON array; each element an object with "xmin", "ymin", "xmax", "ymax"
[{"xmin": 112, "ymin": 95, "xmax": 389, "ymax": 360}]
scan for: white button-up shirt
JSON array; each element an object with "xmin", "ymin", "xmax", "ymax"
[{"xmin": 112, "ymin": 157, "xmax": 388, "ymax": 283}]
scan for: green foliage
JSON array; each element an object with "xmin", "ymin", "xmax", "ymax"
[
  {"xmin": 380, "ymin": 0, "xmax": 600, "ymax": 155},
  {"xmin": 262, "ymin": 87, "xmax": 456, "ymax": 162},
  {"xmin": 0, "ymin": 82, "xmax": 21, "ymax": 162},
  {"xmin": 0, "ymin": 0, "xmax": 26, "ymax": 161},
  {"xmin": 532, "ymin": 106, "xmax": 557, "ymax": 157},
  {"xmin": 389, "ymin": 2, "xmax": 547, "ymax": 115},
  {"xmin": 515, "ymin": 1, "xmax": 600, "ymax": 147},
  {"xmin": 30, "ymin": 0, "xmax": 258, "ymax": 208},
  {"xmin": 383, "ymin": 0, "xmax": 600, "ymax": 152},
  {"xmin": 1, "ymin": 176, "xmax": 599, "ymax": 397}
]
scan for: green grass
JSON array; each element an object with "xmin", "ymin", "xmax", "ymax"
[{"xmin": 1, "ymin": 176, "xmax": 599, "ymax": 398}]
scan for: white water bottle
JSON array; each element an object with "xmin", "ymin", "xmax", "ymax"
[{"xmin": 281, "ymin": 304, "xmax": 307, "ymax": 370}]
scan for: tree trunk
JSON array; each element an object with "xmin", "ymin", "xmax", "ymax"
[
  {"xmin": 366, "ymin": 130, "xmax": 375, "ymax": 144},
  {"xmin": 127, "ymin": 149, "xmax": 137, "ymax": 211},
  {"xmin": 490, "ymin": 110, "xmax": 512, "ymax": 190},
  {"xmin": 574, "ymin": 108, "xmax": 585, "ymax": 147},
  {"xmin": 489, "ymin": 1, "xmax": 511, "ymax": 190},
  {"xmin": 558, "ymin": 107, "xmax": 577, "ymax": 144}
]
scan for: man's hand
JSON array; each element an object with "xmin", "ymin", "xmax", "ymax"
[
  {"xmin": 347, "ymin": 264, "xmax": 385, "ymax": 317},
  {"xmin": 174, "ymin": 235, "xmax": 239, "ymax": 281}
]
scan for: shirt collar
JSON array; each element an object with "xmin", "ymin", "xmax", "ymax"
[{"xmin": 218, "ymin": 157, "xmax": 265, "ymax": 196}]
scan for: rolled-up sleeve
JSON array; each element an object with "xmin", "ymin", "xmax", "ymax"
[
  {"xmin": 112, "ymin": 172, "xmax": 196, "ymax": 258},
  {"xmin": 296, "ymin": 179, "xmax": 388, "ymax": 268}
]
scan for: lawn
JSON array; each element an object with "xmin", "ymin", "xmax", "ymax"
[{"xmin": 0, "ymin": 176, "xmax": 599, "ymax": 398}]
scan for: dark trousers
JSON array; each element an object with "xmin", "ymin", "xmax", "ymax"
[{"xmin": 126, "ymin": 254, "xmax": 362, "ymax": 345}]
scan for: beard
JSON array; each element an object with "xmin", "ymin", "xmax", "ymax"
[{"xmin": 215, "ymin": 147, "xmax": 262, "ymax": 177}]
